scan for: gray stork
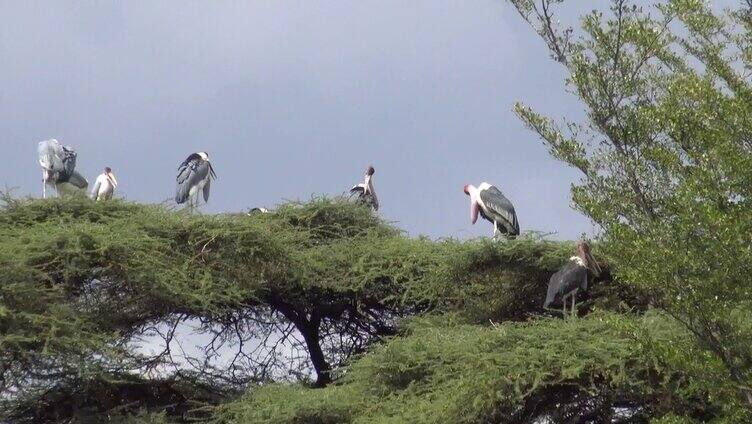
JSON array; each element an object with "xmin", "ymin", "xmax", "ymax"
[
  {"xmin": 37, "ymin": 139, "xmax": 89, "ymax": 198},
  {"xmin": 90, "ymin": 167, "xmax": 118, "ymax": 201},
  {"xmin": 248, "ymin": 207, "xmax": 270, "ymax": 214},
  {"xmin": 350, "ymin": 165, "xmax": 379, "ymax": 211},
  {"xmin": 463, "ymin": 182, "xmax": 519, "ymax": 239},
  {"xmin": 175, "ymin": 151, "xmax": 216, "ymax": 211},
  {"xmin": 544, "ymin": 241, "xmax": 601, "ymax": 316}
]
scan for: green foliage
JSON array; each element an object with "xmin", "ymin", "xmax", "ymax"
[
  {"xmin": 1, "ymin": 196, "xmax": 608, "ymax": 422},
  {"xmin": 6, "ymin": 1, "xmax": 751, "ymax": 421},
  {"xmin": 508, "ymin": 0, "xmax": 752, "ymax": 410},
  {"xmin": 213, "ymin": 311, "xmax": 739, "ymax": 423}
]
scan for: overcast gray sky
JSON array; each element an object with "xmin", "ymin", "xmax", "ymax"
[{"xmin": 0, "ymin": 1, "xmax": 734, "ymax": 239}]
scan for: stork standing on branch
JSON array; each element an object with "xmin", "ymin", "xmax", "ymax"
[
  {"xmin": 175, "ymin": 151, "xmax": 216, "ymax": 211},
  {"xmin": 544, "ymin": 241, "xmax": 601, "ymax": 316},
  {"xmin": 350, "ymin": 165, "xmax": 379, "ymax": 211},
  {"xmin": 37, "ymin": 139, "xmax": 89, "ymax": 198},
  {"xmin": 90, "ymin": 167, "xmax": 118, "ymax": 201},
  {"xmin": 463, "ymin": 182, "xmax": 519, "ymax": 239}
]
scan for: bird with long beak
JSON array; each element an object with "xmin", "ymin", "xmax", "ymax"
[
  {"xmin": 91, "ymin": 167, "xmax": 118, "ymax": 201},
  {"xmin": 544, "ymin": 240, "xmax": 601, "ymax": 316},
  {"xmin": 463, "ymin": 182, "xmax": 519, "ymax": 239},
  {"xmin": 350, "ymin": 165, "xmax": 379, "ymax": 211}
]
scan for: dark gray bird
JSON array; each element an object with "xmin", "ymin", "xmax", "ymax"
[
  {"xmin": 175, "ymin": 151, "xmax": 216, "ymax": 210},
  {"xmin": 37, "ymin": 139, "xmax": 89, "ymax": 198},
  {"xmin": 463, "ymin": 182, "xmax": 519, "ymax": 239},
  {"xmin": 544, "ymin": 241, "xmax": 601, "ymax": 316},
  {"xmin": 350, "ymin": 165, "xmax": 379, "ymax": 211}
]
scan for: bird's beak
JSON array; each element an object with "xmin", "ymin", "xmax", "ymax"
[
  {"xmin": 586, "ymin": 250, "xmax": 601, "ymax": 276},
  {"xmin": 471, "ymin": 200, "xmax": 479, "ymax": 224},
  {"xmin": 108, "ymin": 172, "xmax": 118, "ymax": 187},
  {"xmin": 209, "ymin": 162, "xmax": 217, "ymax": 179}
]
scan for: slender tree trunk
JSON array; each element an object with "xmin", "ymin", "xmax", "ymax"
[
  {"xmin": 299, "ymin": 316, "xmax": 332, "ymax": 387},
  {"xmin": 272, "ymin": 298, "xmax": 332, "ymax": 387}
]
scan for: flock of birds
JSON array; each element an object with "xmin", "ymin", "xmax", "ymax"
[{"xmin": 36, "ymin": 138, "xmax": 600, "ymax": 316}]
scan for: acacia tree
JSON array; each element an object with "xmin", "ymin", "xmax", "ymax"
[
  {"xmin": 0, "ymin": 196, "xmax": 581, "ymax": 422},
  {"xmin": 508, "ymin": 0, "xmax": 752, "ymax": 411}
]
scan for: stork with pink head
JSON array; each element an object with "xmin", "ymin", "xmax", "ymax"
[{"xmin": 463, "ymin": 182, "xmax": 519, "ymax": 239}]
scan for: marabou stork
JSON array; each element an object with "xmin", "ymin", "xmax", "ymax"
[
  {"xmin": 544, "ymin": 241, "xmax": 601, "ymax": 316},
  {"xmin": 463, "ymin": 182, "xmax": 519, "ymax": 239},
  {"xmin": 90, "ymin": 167, "xmax": 118, "ymax": 201},
  {"xmin": 175, "ymin": 151, "xmax": 216, "ymax": 210},
  {"xmin": 38, "ymin": 139, "xmax": 89, "ymax": 198},
  {"xmin": 350, "ymin": 165, "xmax": 379, "ymax": 211}
]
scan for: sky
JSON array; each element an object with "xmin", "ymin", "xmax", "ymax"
[{"xmin": 0, "ymin": 1, "xmax": 734, "ymax": 239}]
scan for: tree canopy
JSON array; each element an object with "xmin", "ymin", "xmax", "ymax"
[
  {"xmin": 4, "ymin": 0, "xmax": 752, "ymax": 422},
  {"xmin": 509, "ymin": 0, "xmax": 752, "ymax": 413},
  {"xmin": 2, "ymin": 196, "xmax": 626, "ymax": 422}
]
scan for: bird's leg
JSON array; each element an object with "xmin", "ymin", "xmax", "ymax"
[
  {"xmin": 42, "ymin": 176, "xmax": 46, "ymax": 199},
  {"xmin": 571, "ymin": 289, "xmax": 578, "ymax": 317},
  {"xmin": 562, "ymin": 295, "xmax": 567, "ymax": 316}
]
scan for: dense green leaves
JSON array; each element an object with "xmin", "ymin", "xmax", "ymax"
[
  {"xmin": 508, "ymin": 0, "xmax": 752, "ymax": 412},
  {"xmin": 1, "ymin": 196, "xmax": 602, "ymax": 422},
  {"xmin": 213, "ymin": 312, "xmax": 732, "ymax": 423}
]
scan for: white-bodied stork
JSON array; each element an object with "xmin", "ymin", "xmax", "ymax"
[
  {"xmin": 38, "ymin": 139, "xmax": 89, "ymax": 198},
  {"xmin": 463, "ymin": 182, "xmax": 519, "ymax": 239},
  {"xmin": 175, "ymin": 151, "xmax": 216, "ymax": 211},
  {"xmin": 544, "ymin": 241, "xmax": 601, "ymax": 316},
  {"xmin": 350, "ymin": 165, "xmax": 379, "ymax": 211},
  {"xmin": 90, "ymin": 167, "xmax": 118, "ymax": 201}
]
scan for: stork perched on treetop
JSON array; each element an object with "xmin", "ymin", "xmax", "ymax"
[
  {"xmin": 463, "ymin": 182, "xmax": 519, "ymax": 239},
  {"xmin": 544, "ymin": 241, "xmax": 601, "ymax": 316},
  {"xmin": 350, "ymin": 165, "xmax": 379, "ymax": 211},
  {"xmin": 37, "ymin": 139, "xmax": 89, "ymax": 198},
  {"xmin": 175, "ymin": 151, "xmax": 216, "ymax": 211},
  {"xmin": 90, "ymin": 167, "xmax": 118, "ymax": 201}
]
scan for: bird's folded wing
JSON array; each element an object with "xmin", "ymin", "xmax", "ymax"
[
  {"xmin": 203, "ymin": 177, "xmax": 211, "ymax": 202},
  {"xmin": 480, "ymin": 186, "xmax": 519, "ymax": 234},
  {"xmin": 66, "ymin": 171, "xmax": 89, "ymax": 189},
  {"xmin": 175, "ymin": 160, "xmax": 210, "ymax": 203}
]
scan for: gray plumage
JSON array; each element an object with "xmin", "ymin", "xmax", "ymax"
[
  {"xmin": 175, "ymin": 152, "xmax": 216, "ymax": 207},
  {"xmin": 544, "ymin": 261, "xmax": 588, "ymax": 309},
  {"xmin": 349, "ymin": 185, "xmax": 379, "ymax": 211},
  {"xmin": 479, "ymin": 185, "xmax": 519, "ymax": 236},
  {"xmin": 543, "ymin": 241, "xmax": 600, "ymax": 316},
  {"xmin": 66, "ymin": 171, "xmax": 89, "ymax": 189},
  {"xmin": 38, "ymin": 139, "xmax": 88, "ymax": 197}
]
